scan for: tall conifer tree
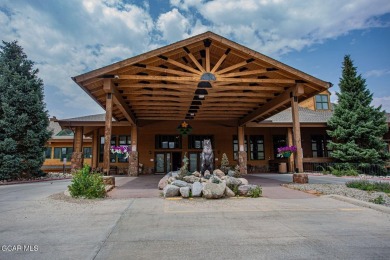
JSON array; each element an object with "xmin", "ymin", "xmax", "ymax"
[
  {"xmin": 0, "ymin": 41, "xmax": 51, "ymax": 179},
  {"xmin": 327, "ymin": 55, "xmax": 389, "ymax": 166}
]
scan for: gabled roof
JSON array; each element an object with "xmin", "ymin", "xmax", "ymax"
[{"xmin": 72, "ymin": 31, "xmax": 331, "ymax": 125}]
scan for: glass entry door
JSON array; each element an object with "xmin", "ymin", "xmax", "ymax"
[
  {"xmin": 189, "ymin": 152, "xmax": 200, "ymax": 172},
  {"xmin": 155, "ymin": 152, "xmax": 177, "ymax": 173}
]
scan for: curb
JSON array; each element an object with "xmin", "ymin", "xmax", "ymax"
[
  {"xmin": 325, "ymin": 194, "xmax": 390, "ymax": 214},
  {"xmin": 0, "ymin": 177, "xmax": 72, "ymax": 186}
]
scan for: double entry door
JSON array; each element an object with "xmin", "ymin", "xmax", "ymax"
[{"xmin": 155, "ymin": 152, "xmax": 182, "ymax": 173}]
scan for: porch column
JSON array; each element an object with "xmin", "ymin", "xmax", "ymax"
[
  {"xmin": 103, "ymin": 92, "xmax": 113, "ymax": 175},
  {"xmin": 287, "ymin": 128, "xmax": 295, "ymax": 172},
  {"xmin": 291, "ymin": 94, "xmax": 303, "ymax": 173},
  {"xmin": 71, "ymin": 126, "xmax": 84, "ymax": 172},
  {"xmin": 128, "ymin": 125, "xmax": 139, "ymax": 176},
  {"xmin": 91, "ymin": 128, "xmax": 98, "ymax": 169},
  {"xmin": 238, "ymin": 126, "xmax": 247, "ymax": 174}
]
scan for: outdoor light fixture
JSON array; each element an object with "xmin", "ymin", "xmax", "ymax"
[
  {"xmin": 190, "ymin": 106, "xmax": 200, "ymax": 110},
  {"xmin": 193, "ymin": 96, "xmax": 205, "ymax": 101},
  {"xmin": 188, "ymin": 109, "xmax": 197, "ymax": 113},
  {"xmin": 195, "ymin": 89, "xmax": 208, "ymax": 96},
  {"xmin": 197, "ymin": 81, "xmax": 212, "ymax": 88},
  {"xmin": 191, "ymin": 100, "xmax": 202, "ymax": 106}
]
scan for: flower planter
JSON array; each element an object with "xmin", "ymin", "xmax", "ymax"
[{"xmin": 293, "ymin": 173, "xmax": 308, "ymax": 184}]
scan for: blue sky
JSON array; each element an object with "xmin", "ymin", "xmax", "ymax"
[{"xmin": 1, "ymin": 0, "xmax": 390, "ymax": 118}]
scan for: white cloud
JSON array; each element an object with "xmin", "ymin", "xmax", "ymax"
[
  {"xmin": 372, "ymin": 96, "xmax": 390, "ymax": 112},
  {"xmin": 365, "ymin": 69, "xmax": 390, "ymax": 78},
  {"xmin": 156, "ymin": 8, "xmax": 190, "ymax": 42}
]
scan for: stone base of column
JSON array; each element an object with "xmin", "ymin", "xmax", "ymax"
[
  {"xmin": 128, "ymin": 151, "xmax": 139, "ymax": 177},
  {"xmin": 293, "ymin": 173, "xmax": 308, "ymax": 183},
  {"xmin": 71, "ymin": 152, "xmax": 84, "ymax": 173},
  {"xmin": 238, "ymin": 151, "xmax": 247, "ymax": 175}
]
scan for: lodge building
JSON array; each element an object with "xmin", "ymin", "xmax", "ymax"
[{"xmin": 43, "ymin": 32, "xmax": 390, "ymax": 175}]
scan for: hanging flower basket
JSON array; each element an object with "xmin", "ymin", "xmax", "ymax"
[
  {"xmin": 110, "ymin": 145, "xmax": 130, "ymax": 159},
  {"xmin": 177, "ymin": 121, "xmax": 192, "ymax": 135},
  {"xmin": 277, "ymin": 146, "xmax": 297, "ymax": 158}
]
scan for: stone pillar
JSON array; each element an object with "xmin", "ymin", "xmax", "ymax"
[
  {"xmin": 129, "ymin": 125, "xmax": 139, "ymax": 176},
  {"xmin": 291, "ymin": 94, "xmax": 303, "ymax": 173},
  {"xmin": 91, "ymin": 128, "xmax": 99, "ymax": 169},
  {"xmin": 71, "ymin": 126, "xmax": 83, "ymax": 172},
  {"xmin": 103, "ymin": 92, "xmax": 113, "ymax": 175},
  {"xmin": 237, "ymin": 126, "xmax": 247, "ymax": 174},
  {"xmin": 287, "ymin": 127, "xmax": 295, "ymax": 172}
]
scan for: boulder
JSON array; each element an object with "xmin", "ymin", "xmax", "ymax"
[
  {"xmin": 238, "ymin": 178, "xmax": 249, "ymax": 185},
  {"xmin": 224, "ymin": 186, "xmax": 235, "ymax": 197},
  {"xmin": 171, "ymin": 180, "xmax": 189, "ymax": 187},
  {"xmin": 227, "ymin": 170, "xmax": 236, "ymax": 177},
  {"xmin": 183, "ymin": 175, "xmax": 201, "ymax": 183},
  {"xmin": 204, "ymin": 170, "xmax": 211, "ymax": 178},
  {"xmin": 202, "ymin": 182, "xmax": 226, "ymax": 199},
  {"xmin": 192, "ymin": 171, "xmax": 201, "ymax": 177},
  {"xmin": 167, "ymin": 177, "xmax": 176, "ymax": 184},
  {"xmin": 103, "ymin": 176, "xmax": 115, "ymax": 186},
  {"xmin": 238, "ymin": 184, "xmax": 258, "ymax": 196},
  {"xmin": 213, "ymin": 169, "xmax": 225, "ymax": 178},
  {"xmin": 163, "ymin": 184, "xmax": 180, "ymax": 197},
  {"xmin": 200, "ymin": 178, "xmax": 208, "ymax": 183},
  {"xmin": 192, "ymin": 182, "xmax": 203, "ymax": 197},
  {"xmin": 180, "ymin": 187, "xmax": 190, "ymax": 198},
  {"xmin": 220, "ymin": 176, "xmax": 227, "ymax": 180},
  {"xmin": 226, "ymin": 176, "xmax": 242, "ymax": 186},
  {"xmin": 158, "ymin": 175, "xmax": 170, "ymax": 190},
  {"xmin": 171, "ymin": 171, "xmax": 179, "ymax": 178},
  {"xmin": 209, "ymin": 175, "xmax": 222, "ymax": 184}
]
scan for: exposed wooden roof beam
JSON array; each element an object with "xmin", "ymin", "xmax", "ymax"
[
  {"xmin": 133, "ymin": 64, "xmax": 196, "ymax": 77},
  {"xmin": 158, "ymin": 55, "xmax": 202, "ymax": 75},
  {"xmin": 211, "ymin": 49, "xmax": 230, "ymax": 73},
  {"xmin": 239, "ymin": 84, "xmax": 304, "ymax": 126},
  {"xmin": 217, "ymin": 69, "xmax": 267, "ymax": 78},
  {"xmin": 183, "ymin": 47, "xmax": 206, "ymax": 73}
]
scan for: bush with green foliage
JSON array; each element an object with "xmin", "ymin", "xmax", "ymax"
[
  {"xmin": 220, "ymin": 153, "xmax": 229, "ymax": 173},
  {"xmin": 0, "ymin": 41, "xmax": 51, "ymax": 180},
  {"xmin": 227, "ymin": 184, "xmax": 240, "ymax": 196},
  {"xmin": 346, "ymin": 180, "xmax": 390, "ymax": 193},
  {"xmin": 329, "ymin": 164, "xmax": 359, "ymax": 177},
  {"xmin": 177, "ymin": 153, "xmax": 190, "ymax": 180},
  {"xmin": 248, "ymin": 186, "xmax": 262, "ymax": 198},
  {"xmin": 370, "ymin": 195, "xmax": 385, "ymax": 205},
  {"xmin": 68, "ymin": 165, "xmax": 106, "ymax": 199}
]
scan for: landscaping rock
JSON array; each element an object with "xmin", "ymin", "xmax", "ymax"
[
  {"xmin": 227, "ymin": 170, "xmax": 236, "ymax": 177},
  {"xmin": 238, "ymin": 184, "xmax": 258, "ymax": 196},
  {"xmin": 167, "ymin": 177, "xmax": 176, "ymax": 184},
  {"xmin": 209, "ymin": 175, "xmax": 222, "ymax": 184},
  {"xmin": 200, "ymin": 178, "xmax": 208, "ymax": 183},
  {"xmin": 163, "ymin": 184, "xmax": 180, "ymax": 197},
  {"xmin": 238, "ymin": 178, "xmax": 249, "ymax": 185},
  {"xmin": 220, "ymin": 176, "xmax": 227, "ymax": 180},
  {"xmin": 171, "ymin": 180, "xmax": 189, "ymax": 187},
  {"xmin": 204, "ymin": 170, "xmax": 211, "ymax": 178},
  {"xmin": 158, "ymin": 175, "xmax": 170, "ymax": 190},
  {"xmin": 180, "ymin": 187, "xmax": 190, "ymax": 198},
  {"xmin": 183, "ymin": 175, "xmax": 200, "ymax": 183},
  {"xmin": 192, "ymin": 182, "xmax": 203, "ymax": 197},
  {"xmin": 192, "ymin": 171, "xmax": 201, "ymax": 177},
  {"xmin": 225, "ymin": 186, "xmax": 235, "ymax": 197},
  {"xmin": 213, "ymin": 169, "xmax": 225, "ymax": 178},
  {"xmin": 226, "ymin": 176, "xmax": 242, "ymax": 186},
  {"xmin": 202, "ymin": 182, "xmax": 226, "ymax": 199},
  {"xmin": 171, "ymin": 171, "xmax": 179, "ymax": 178},
  {"xmin": 103, "ymin": 176, "xmax": 115, "ymax": 186}
]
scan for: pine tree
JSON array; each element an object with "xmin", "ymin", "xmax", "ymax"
[
  {"xmin": 327, "ymin": 55, "xmax": 389, "ymax": 167},
  {"xmin": 0, "ymin": 41, "xmax": 51, "ymax": 180},
  {"xmin": 220, "ymin": 153, "xmax": 229, "ymax": 173}
]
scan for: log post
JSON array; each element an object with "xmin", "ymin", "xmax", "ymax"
[
  {"xmin": 291, "ymin": 91, "xmax": 303, "ymax": 173},
  {"xmin": 237, "ymin": 126, "xmax": 247, "ymax": 174},
  {"xmin": 92, "ymin": 128, "xmax": 98, "ymax": 169},
  {"xmin": 103, "ymin": 80, "xmax": 114, "ymax": 175},
  {"xmin": 71, "ymin": 126, "xmax": 83, "ymax": 172},
  {"xmin": 287, "ymin": 127, "xmax": 295, "ymax": 172},
  {"xmin": 129, "ymin": 125, "xmax": 139, "ymax": 176}
]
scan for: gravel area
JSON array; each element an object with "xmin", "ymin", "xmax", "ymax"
[{"xmin": 284, "ymin": 183, "xmax": 390, "ymax": 207}]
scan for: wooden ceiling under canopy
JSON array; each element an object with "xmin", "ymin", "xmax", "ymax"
[{"xmin": 73, "ymin": 31, "xmax": 331, "ymax": 126}]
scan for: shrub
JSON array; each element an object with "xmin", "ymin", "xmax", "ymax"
[
  {"xmin": 370, "ymin": 195, "xmax": 385, "ymax": 205},
  {"xmin": 329, "ymin": 164, "xmax": 359, "ymax": 177},
  {"xmin": 346, "ymin": 180, "xmax": 390, "ymax": 193},
  {"xmin": 68, "ymin": 165, "xmax": 106, "ymax": 199},
  {"xmin": 227, "ymin": 184, "xmax": 239, "ymax": 196},
  {"xmin": 248, "ymin": 186, "xmax": 262, "ymax": 198}
]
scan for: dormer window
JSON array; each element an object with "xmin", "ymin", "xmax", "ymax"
[{"xmin": 315, "ymin": 94, "xmax": 329, "ymax": 110}]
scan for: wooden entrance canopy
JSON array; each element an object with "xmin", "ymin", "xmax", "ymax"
[{"xmin": 72, "ymin": 31, "xmax": 331, "ymax": 126}]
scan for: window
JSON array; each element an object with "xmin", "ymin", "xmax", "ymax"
[
  {"xmin": 188, "ymin": 135, "xmax": 213, "ymax": 149},
  {"xmin": 311, "ymin": 135, "xmax": 332, "ymax": 157},
  {"xmin": 233, "ymin": 135, "xmax": 248, "ymax": 161},
  {"xmin": 155, "ymin": 135, "xmax": 182, "ymax": 149},
  {"xmin": 53, "ymin": 147, "xmax": 73, "ymax": 160},
  {"xmin": 273, "ymin": 135, "xmax": 287, "ymax": 158},
  {"xmin": 315, "ymin": 95, "xmax": 329, "ymax": 110},
  {"xmin": 44, "ymin": 147, "xmax": 52, "ymax": 159},
  {"xmin": 83, "ymin": 147, "xmax": 92, "ymax": 158},
  {"xmin": 249, "ymin": 135, "xmax": 265, "ymax": 160},
  {"xmin": 99, "ymin": 135, "xmax": 131, "ymax": 163}
]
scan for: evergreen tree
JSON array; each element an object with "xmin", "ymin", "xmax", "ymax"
[
  {"xmin": 327, "ymin": 55, "xmax": 389, "ymax": 166},
  {"xmin": 0, "ymin": 41, "xmax": 51, "ymax": 179},
  {"xmin": 220, "ymin": 153, "xmax": 229, "ymax": 173}
]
